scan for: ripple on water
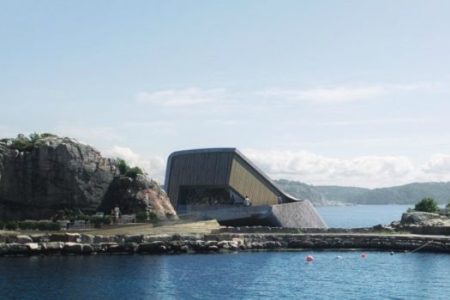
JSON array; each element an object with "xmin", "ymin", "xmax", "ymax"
[{"xmin": 0, "ymin": 251, "xmax": 449, "ymax": 300}]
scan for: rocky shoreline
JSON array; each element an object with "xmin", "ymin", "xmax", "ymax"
[{"xmin": 1, "ymin": 230, "xmax": 450, "ymax": 256}]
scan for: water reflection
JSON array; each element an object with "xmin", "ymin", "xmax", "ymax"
[{"xmin": 1, "ymin": 252, "xmax": 449, "ymax": 300}]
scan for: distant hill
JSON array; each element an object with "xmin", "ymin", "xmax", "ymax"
[{"xmin": 275, "ymin": 179, "xmax": 450, "ymax": 206}]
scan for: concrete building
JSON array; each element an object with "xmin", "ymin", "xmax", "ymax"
[{"xmin": 165, "ymin": 148, "xmax": 326, "ymax": 228}]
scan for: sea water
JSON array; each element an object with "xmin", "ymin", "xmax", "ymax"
[
  {"xmin": 317, "ymin": 204, "xmax": 413, "ymax": 228},
  {"xmin": 1, "ymin": 252, "xmax": 449, "ymax": 300},
  {"xmin": 1, "ymin": 205, "xmax": 449, "ymax": 300}
]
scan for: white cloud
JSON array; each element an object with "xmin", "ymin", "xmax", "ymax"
[
  {"xmin": 423, "ymin": 154, "xmax": 450, "ymax": 175},
  {"xmin": 135, "ymin": 82, "xmax": 440, "ymax": 109},
  {"xmin": 260, "ymin": 86, "xmax": 384, "ymax": 103},
  {"xmin": 136, "ymin": 87, "xmax": 225, "ymax": 107},
  {"xmin": 258, "ymin": 83, "xmax": 439, "ymax": 104},
  {"xmin": 104, "ymin": 146, "xmax": 166, "ymax": 183},
  {"xmin": 242, "ymin": 149, "xmax": 450, "ymax": 188}
]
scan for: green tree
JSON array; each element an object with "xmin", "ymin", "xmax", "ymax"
[
  {"xmin": 125, "ymin": 166, "xmax": 143, "ymax": 179},
  {"xmin": 415, "ymin": 197, "xmax": 439, "ymax": 213},
  {"xmin": 116, "ymin": 158, "xmax": 143, "ymax": 179},
  {"xmin": 116, "ymin": 158, "xmax": 129, "ymax": 175}
]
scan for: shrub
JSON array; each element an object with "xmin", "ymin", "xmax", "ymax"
[
  {"xmin": 125, "ymin": 166, "xmax": 143, "ymax": 179},
  {"xmin": 17, "ymin": 221, "xmax": 60, "ymax": 231},
  {"xmin": 40, "ymin": 133, "xmax": 57, "ymax": 138},
  {"xmin": 446, "ymin": 203, "xmax": 450, "ymax": 209},
  {"xmin": 0, "ymin": 221, "xmax": 4, "ymax": 230},
  {"xmin": 90, "ymin": 216, "xmax": 111, "ymax": 228},
  {"xmin": 91, "ymin": 217, "xmax": 103, "ymax": 228},
  {"xmin": 116, "ymin": 158, "xmax": 143, "ymax": 179},
  {"xmin": 36, "ymin": 222, "xmax": 60, "ymax": 231},
  {"xmin": 415, "ymin": 197, "xmax": 439, "ymax": 213},
  {"xmin": 116, "ymin": 158, "xmax": 129, "ymax": 175},
  {"xmin": 8, "ymin": 133, "xmax": 47, "ymax": 152},
  {"xmin": 18, "ymin": 221, "xmax": 38, "ymax": 230},
  {"xmin": 136, "ymin": 211, "xmax": 148, "ymax": 222},
  {"xmin": 5, "ymin": 221, "xmax": 18, "ymax": 230}
]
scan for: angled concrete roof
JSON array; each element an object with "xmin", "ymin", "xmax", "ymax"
[{"xmin": 165, "ymin": 147, "xmax": 299, "ymax": 202}]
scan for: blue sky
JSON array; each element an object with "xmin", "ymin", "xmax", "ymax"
[{"xmin": 1, "ymin": 0, "xmax": 450, "ymax": 187}]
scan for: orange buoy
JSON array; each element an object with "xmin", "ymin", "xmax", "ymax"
[{"xmin": 306, "ymin": 255, "xmax": 314, "ymax": 262}]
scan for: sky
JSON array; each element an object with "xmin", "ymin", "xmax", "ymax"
[{"xmin": 1, "ymin": 0, "xmax": 450, "ymax": 188}]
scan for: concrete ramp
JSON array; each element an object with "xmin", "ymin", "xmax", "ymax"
[
  {"xmin": 270, "ymin": 201, "xmax": 327, "ymax": 228},
  {"xmin": 181, "ymin": 200, "xmax": 327, "ymax": 228}
]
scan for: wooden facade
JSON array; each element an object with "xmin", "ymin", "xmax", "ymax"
[{"xmin": 165, "ymin": 148, "xmax": 298, "ymax": 210}]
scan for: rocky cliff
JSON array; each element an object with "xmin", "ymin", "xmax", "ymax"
[
  {"xmin": 0, "ymin": 134, "xmax": 176, "ymax": 220},
  {"xmin": 98, "ymin": 175, "xmax": 177, "ymax": 219}
]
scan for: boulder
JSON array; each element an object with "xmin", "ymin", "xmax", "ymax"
[
  {"xmin": 400, "ymin": 211, "xmax": 450, "ymax": 226},
  {"xmin": 137, "ymin": 241, "xmax": 167, "ymax": 254},
  {"xmin": 16, "ymin": 235, "xmax": 33, "ymax": 244},
  {"xmin": 62, "ymin": 242, "xmax": 83, "ymax": 254},
  {"xmin": 25, "ymin": 242, "xmax": 41, "ymax": 252},
  {"xmin": 6, "ymin": 243, "xmax": 29, "ymax": 255},
  {"xmin": 99, "ymin": 175, "xmax": 177, "ymax": 220},
  {"xmin": 42, "ymin": 242, "xmax": 64, "ymax": 253},
  {"xmin": 81, "ymin": 234, "xmax": 95, "ymax": 244}
]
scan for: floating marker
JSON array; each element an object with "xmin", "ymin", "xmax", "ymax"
[
  {"xmin": 360, "ymin": 252, "xmax": 367, "ymax": 259},
  {"xmin": 306, "ymin": 255, "xmax": 314, "ymax": 262}
]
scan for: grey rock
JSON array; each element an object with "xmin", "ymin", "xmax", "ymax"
[
  {"xmin": 124, "ymin": 234, "xmax": 143, "ymax": 243},
  {"xmin": 137, "ymin": 241, "xmax": 167, "ymax": 253},
  {"xmin": 62, "ymin": 242, "xmax": 83, "ymax": 254},
  {"xmin": 25, "ymin": 242, "xmax": 41, "ymax": 252},
  {"xmin": 16, "ymin": 235, "xmax": 33, "ymax": 244},
  {"xmin": 42, "ymin": 241, "xmax": 64, "ymax": 253},
  {"xmin": 82, "ymin": 244, "xmax": 94, "ymax": 254},
  {"xmin": 30, "ymin": 234, "xmax": 49, "ymax": 243},
  {"xmin": 0, "ymin": 134, "xmax": 177, "ymax": 221},
  {"xmin": 401, "ymin": 211, "xmax": 449, "ymax": 226},
  {"xmin": 6, "ymin": 243, "xmax": 29, "ymax": 255},
  {"xmin": 81, "ymin": 234, "xmax": 95, "ymax": 244},
  {"xmin": 98, "ymin": 176, "xmax": 177, "ymax": 220},
  {"xmin": 0, "ymin": 243, "xmax": 7, "ymax": 255},
  {"xmin": 0, "ymin": 136, "xmax": 117, "ymax": 219}
]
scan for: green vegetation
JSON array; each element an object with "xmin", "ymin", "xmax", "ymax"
[
  {"xmin": 62, "ymin": 209, "xmax": 111, "ymax": 227},
  {"xmin": 136, "ymin": 211, "xmax": 158, "ymax": 223},
  {"xmin": 0, "ymin": 221, "xmax": 60, "ymax": 231},
  {"xmin": 116, "ymin": 158, "xmax": 144, "ymax": 179},
  {"xmin": 414, "ymin": 197, "xmax": 439, "ymax": 213},
  {"xmin": 90, "ymin": 216, "xmax": 111, "ymax": 228},
  {"xmin": 6, "ymin": 132, "xmax": 58, "ymax": 152},
  {"xmin": 275, "ymin": 179, "xmax": 450, "ymax": 205},
  {"xmin": 18, "ymin": 221, "xmax": 60, "ymax": 231},
  {"xmin": 136, "ymin": 211, "xmax": 148, "ymax": 222},
  {"xmin": 4, "ymin": 221, "xmax": 18, "ymax": 230}
]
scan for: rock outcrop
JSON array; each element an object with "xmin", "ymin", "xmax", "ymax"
[
  {"xmin": 0, "ymin": 134, "xmax": 176, "ymax": 220},
  {"xmin": 400, "ymin": 211, "xmax": 450, "ymax": 227},
  {"xmin": 99, "ymin": 175, "xmax": 177, "ymax": 220}
]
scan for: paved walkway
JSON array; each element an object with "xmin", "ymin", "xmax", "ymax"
[{"xmin": 83, "ymin": 220, "xmax": 220, "ymax": 236}]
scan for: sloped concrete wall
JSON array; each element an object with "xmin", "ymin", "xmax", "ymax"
[
  {"xmin": 181, "ymin": 201, "xmax": 327, "ymax": 228},
  {"xmin": 270, "ymin": 201, "xmax": 327, "ymax": 228}
]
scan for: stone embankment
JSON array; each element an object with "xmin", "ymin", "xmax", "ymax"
[{"xmin": 1, "ymin": 230, "xmax": 450, "ymax": 256}]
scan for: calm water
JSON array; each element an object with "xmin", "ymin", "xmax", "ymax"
[
  {"xmin": 1, "ymin": 205, "xmax": 449, "ymax": 300},
  {"xmin": 1, "ymin": 252, "xmax": 450, "ymax": 300},
  {"xmin": 317, "ymin": 205, "xmax": 412, "ymax": 228}
]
